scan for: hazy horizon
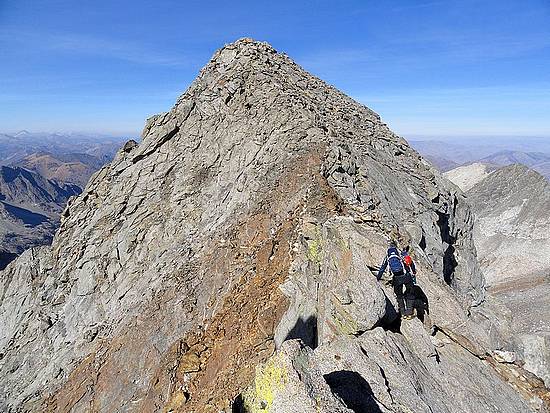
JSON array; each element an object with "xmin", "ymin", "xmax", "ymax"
[{"xmin": 2, "ymin": 130, "xmax": 549, "ymax": 142}]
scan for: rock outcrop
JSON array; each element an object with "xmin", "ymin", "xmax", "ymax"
[{"xmin": 1, "ymin": 39, "xmax": 548, "ymax": 412}]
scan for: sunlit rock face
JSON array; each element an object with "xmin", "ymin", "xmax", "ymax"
[
  {"xmin": 1, "ymin": 39, "xmax": 547, "ymax": 413},
  {"xmin": 446, "ymin": 163, "xmax": 550, "ymax": 389}
]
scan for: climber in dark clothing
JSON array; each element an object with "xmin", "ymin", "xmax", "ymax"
[{"xmin": 377, "ymin": 241, "xmax": 416, "ymax": 319}]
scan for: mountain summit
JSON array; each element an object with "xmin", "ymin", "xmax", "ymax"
[{"xmin": 0, "ymin": 39, "xmax": 547, "ymax": 412}]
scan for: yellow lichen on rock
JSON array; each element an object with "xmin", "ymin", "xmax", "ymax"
[
  {"xmin": 331, "ymin": 306, "xmax": 359, "ymax": 336},
  {"xmin": 242, "ymin": 353, "xmax": 288, "ymax": 412},
  {"xmin": 306, "ymin": 239, "xmax": 322, "ymax": 263}
]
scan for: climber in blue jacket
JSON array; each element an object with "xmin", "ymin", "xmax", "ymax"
[{"xmin": 377, "ymin": 240, "xmax": 416, "ymax": 319}]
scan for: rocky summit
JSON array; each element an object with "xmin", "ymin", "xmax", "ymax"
[{"xmin": 1, "ymin": 39, "xmax": 548, "ymax": 412}]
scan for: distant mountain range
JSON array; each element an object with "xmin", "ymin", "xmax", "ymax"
[
  {"xmin": 0, "ymin": 131, "xmax": 128, "ymax": 165},
  {"xmin": 409, "ymin": 136, "xmax": 550, "ymax": 179},
  {"xmin": 0, "ymin": 132, "xmax": 128, "ymax": 268},
  {"xmin": 12, "ymin": 152, "xmax": 105, "ymax": 187},
  {"xmin": 0, "ymin": 166, "xmax": 81, "ymax": 269}
]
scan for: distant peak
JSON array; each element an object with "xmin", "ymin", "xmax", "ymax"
[{"xmin": 14, "ymin": 130, "xmax": 31, "ymax": 137}]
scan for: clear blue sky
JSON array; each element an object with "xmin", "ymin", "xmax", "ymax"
[{"xmin": 1, "ymin": 0, "xmax": 549, "ymax": 137}]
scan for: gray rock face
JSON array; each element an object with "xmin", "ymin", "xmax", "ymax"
[
  {"xmin": 466, "ymin": 164, "xmax": 550, "ymax": 285},
  {"xmin": 0, "ymin": 39, "xmax": 547, "ymax": 413},
  {"xmin": 313, "ymin": 324, "xmax": 536, "ymax": 413},
  {"xmin": 254, "ymin": 320, "xmax": 546, "ymax": 413},
  {"xmin": 446, "ymin": 164, "xmax": 550, "ymax": 388}
]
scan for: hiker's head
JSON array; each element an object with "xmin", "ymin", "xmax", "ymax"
[{"xmin": 388, "ymin": 240, "xmax": 397, "ymax": 248}]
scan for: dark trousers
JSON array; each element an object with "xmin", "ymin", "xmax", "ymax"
[{"xmin": 392, "ymin": 271, "xmax": 415, "ymax": 316}]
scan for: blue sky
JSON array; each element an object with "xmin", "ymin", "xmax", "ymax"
[{"xmin": 1, "ymin": 0, "xmax": 549, "ymax": 137}]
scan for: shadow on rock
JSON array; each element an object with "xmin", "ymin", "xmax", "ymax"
[
  {"xmin": 2, "ymin": 201, "xmax": 50, "ymax": 227},
  {"xmin": 412, "ymin": 285, "xmax": 429, "ymax": 322},
  {"xmin": 323, "ymin": 370, "xmax": 383, "ymax": 413},
  {"xmin": 232, "ymin": 394, "xmax": 245, "ymax": 413},
  {"xmin": 284, "ymin": 315, "xmax": 318, "ymax": 349}
]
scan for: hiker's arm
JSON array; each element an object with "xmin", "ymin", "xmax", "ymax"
[
  {"xmin": 377, "ymin": 258, "xmax": 387, "ymax": 280},
  {"xmin": 411, "ymin": 261, "xmax": 417, "ymax": 275}
]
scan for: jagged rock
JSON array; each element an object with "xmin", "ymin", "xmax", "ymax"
[
  {"xmin": 0, "ymin": 38, "xmax": 547, "ymax": 413},
  {"xmin": 237, "ymin": 339, "xmax": 352, "ymax": 413},
  {"xmin": 311, "ymin": 324, "xmax": 541, "ymax": 413},
  {"xmin": 317, "ymin": 217, "xmax": 389, "ymax": 342}
]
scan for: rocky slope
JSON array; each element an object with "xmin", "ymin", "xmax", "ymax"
[
  {"xmin": 12, "ymin": 151, "xmax": 106, "ymax": 187},
  {"xmin": 0, "ymin": 166, "xmax": 81, "ymax": 269},
  {"xmin": 448, "ymin": 164, "xmax": 550, "ymax": 285},
  {"xmin": 443, "ymin": 162, "xmax": 498, "ymax": 191},
  {"xmin": 1, "ymin": 39, "xmax": 548, "ymax": 412},
  {"xmin": 446, "ymin": 163, "xmax": 550, "ymax": 387}
]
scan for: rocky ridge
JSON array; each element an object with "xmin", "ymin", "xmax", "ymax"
[
  {"xmin": 0, "ymin": 39, "xmax": 548, "ymax": 412},
  {"xmin": 445, "ymin": 163, "xmax": 550, "ymax": 388},
  {"xmin": 443, "ymin": 162, "xmax": 497, "ymax": 192},
  {"xmin": 445, "ymin": 163, "xmax": 550, "ymax": 286}
]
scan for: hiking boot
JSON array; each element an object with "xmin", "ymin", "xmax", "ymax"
[{"xmin": 402, "ymin": 309, "xmax": 416, "ymax": 320}]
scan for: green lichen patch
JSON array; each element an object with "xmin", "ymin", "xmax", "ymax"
[{"xmin": 330, "ymin": 298, "xmax": 360, "ymax": 336}]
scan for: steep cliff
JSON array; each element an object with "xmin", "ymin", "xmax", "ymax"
[{"xmin": 0, "ymin": 39, "xmax": 547, "ymax": 412}]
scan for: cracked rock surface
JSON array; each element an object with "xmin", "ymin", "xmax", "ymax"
[{"xmin": 0, "ymin": 39, "xmax": 548, "ymax": 412}]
